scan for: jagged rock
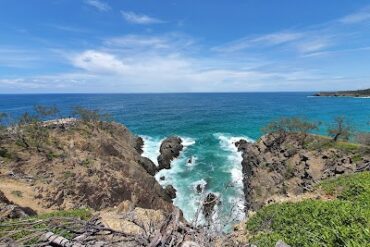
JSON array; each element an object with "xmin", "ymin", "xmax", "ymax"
[
  {"xmin": 202, "ymin": 193, "xmax": 218, "ymax": 219},
  {"xmin": 160, "ymin": 176, "xmax": 165, "ymax": 180},
  {"xmin": 135, "ymin": 136, "xmax": 144, "ymax": 154},
  {"xmin": 196, "ymin": 184, "xmax": 203, "ymax": 193},
  {"xmin": 157, "ymin": 136, "xmax": 183, "ymax": 170},
  {"xmin": 0, "ymin": 121, "xmax": 175, "ymax": 214},
  {"xmin": 236, "ymin": 133, "xmax": 369, "ymax": 212},
  {"xmin": 138, "ymin": 156, "xmax": 158, "ymax": 176},
  {"xmin": 165, "ymin": 185, "xmax": 177, "ymax": 199}
]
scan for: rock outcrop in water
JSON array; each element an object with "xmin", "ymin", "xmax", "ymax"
[
  {"xmin": 157, "ymin": 136, "xmax": 184, "ymax": 170},
  {"xmin": 236, "ymin": 133, "xmax": 370, "ymax": 211}
]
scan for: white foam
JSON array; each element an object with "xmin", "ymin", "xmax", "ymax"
[
  {"xmin": 214, "ymin": 133, "xmax": 255, "ymax": 221},
  {"xmin": 181, "ymin": 136, "xmax": 196, "ymax": 148},
  {"xmin": 191, "ymin": 178, "xmax": 207, "ymax": 192},
  {"xmin": 140, "ymin": 135, "xmax": 164, "ymax": 166}
]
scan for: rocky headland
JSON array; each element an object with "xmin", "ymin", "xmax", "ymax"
[
  {"xmin": 236, "ymin": 132, "xmax": 370, "ymax": 211},
  {"xmin": 0, "ymin": 110, "xmax": 369, "ymax": 246},
  {"xmin": 314, "ymin": 88, "xmax": 370, "ymax": 97},
  {"xmin": 0, "ymin": 120, "xmax": 177, "ymax": 216}
]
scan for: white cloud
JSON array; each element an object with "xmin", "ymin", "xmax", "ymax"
[
  {"xmin": 296, "ymin": 38, "xmax": 330, "ymax": 54},
  {"xmin": 84, "ymin": 0, "xmax": 111, "ymax": 12},
  {"xmin": 121, "ymin": 11, "xmax": 164, "ymax": 24},
  {"xmin": 340, "ymin": 7, "xmax": 370, "ymax": 24},
  {"xmin": 72, "ymin": 50, "xmax": 128, "ymax": 74},
  {"xmin": 213, "ymin": 31, "xmax": 303, "ymax": 52}
]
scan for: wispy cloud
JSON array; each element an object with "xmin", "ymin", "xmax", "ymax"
[
  {"xmin": 84, "ymin": 0, "xmax": 111, "ymax": 12},
  {"xmin": 121, "ymin": 11, "xmax": 164, "ymax": 24},
  {"xmin": 213, "ymin": 31, "xmax": 303, "ymax": 52},
  {"xmin": 340, "ymin": 7, "xmax": 370, "ymax": 24}
]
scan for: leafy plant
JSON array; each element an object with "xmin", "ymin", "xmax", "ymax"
[{"xmin": 246, "ymin": 172, "xmax": 370, "ymax": 247}]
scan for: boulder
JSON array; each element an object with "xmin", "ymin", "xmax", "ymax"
[
  {"xmin": 157, "ymin": 136, "xmax": 183, "ymax": 170},
  {"xmin": 202, "ymin": 193, "xmax": 218, "ymax": 219},
  {"xmin": 164, "ymin": 185, "xmax": 177, "ymax": 199},
  {"xmin": 138, "ymin": 157, "xmax": 158, "ymax": 176}
]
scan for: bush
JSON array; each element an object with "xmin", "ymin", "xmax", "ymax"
[
  {"xmin": 328, "ymin": 116, "xmax": 352, "ymax": 142},
  {"xmin": 246, "ymin": 172, "xmax": 370, "ymax": 247},
  {"xmin": 262, "ymin": 117, "xmax": 319, "ymax": 145},
  {"xmin": 72, "ymin": 106, "xmax": 112, "ymax": 123}
]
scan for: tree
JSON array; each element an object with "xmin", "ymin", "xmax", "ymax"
[
  {"xmin": 34, "ymin": 105, "xmax": 59, "ymax": 119},
  {"xmin": 263, "ymin": 117, "xmax": 319, "ymax": 145},
  {"xmin": 72, "ymin": 106, "xmax": 112, "ymax": 123},
  {"xmin": 328, "ymin": 116, "xmax": 351, "ymax": 142}
]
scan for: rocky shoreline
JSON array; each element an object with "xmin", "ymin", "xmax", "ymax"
[
  {"xmin": 1, "ymin": 116, "xmax": 369, "ymax": 246},
  {"xmin": 236, "ymin": 133, "xmax": 370, "ymax": 211}
]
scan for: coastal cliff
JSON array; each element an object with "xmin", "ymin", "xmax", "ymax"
[
  {"xmin": 0, "ymin": 120, "xmax": 175, "ymax": 214},
  {"xmin": 236, "ymin": 133, "xmax": 370, "ymax": 211}
]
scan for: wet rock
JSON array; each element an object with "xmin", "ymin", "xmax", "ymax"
[
  {"xmin": 160, "ymin": 176, "xmax": 165, "ymax": 181},
  {"xmin": 196, "ymin": 184, "xmax": 203, "ymax": 193},
  {"xmin": 157, "ymin": 136, "xmax": 183, "ymax": 170},
  {"xmin": 202, "ymin": 193, "xmax": 218, "ymax": 219},
  {"xmin": 138, "ymin": 157, "xmax": 158, "ymax": 176},
  {"xmin": 164, "ymin": 185, "xmax": 177, "ymax": 199}
]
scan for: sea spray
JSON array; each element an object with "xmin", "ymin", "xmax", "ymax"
[
  {"xmin": 215, "ymin": 133, "xmax": 255, "ymax": 222},
  {"xmin": 140, "ymin": 133, "xmax": 254, "ymax": 228}
]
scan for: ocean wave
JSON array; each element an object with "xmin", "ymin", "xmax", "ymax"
[
  {"xmin": 140, "ymin": 135, "xmax": 164, "ymax": 166},
  {"xmin": 181, "ymin": 136, "xmax": 196, "ymax": 148},
  {"xmin": 213, "ymin": 133, "xmax": 254, "ymax": 221}
]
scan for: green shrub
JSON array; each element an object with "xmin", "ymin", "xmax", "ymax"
[{"xmin": 246, "ymin": 172, "xmax": 370, "ymax": 247}]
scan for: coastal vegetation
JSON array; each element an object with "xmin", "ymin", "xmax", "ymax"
[
  {"xmin": 0, "ymin": 109, "xmax": 369, "ymax": 246},
  {"xmin": 246, "ymin": 172, "xmax": 370, "ymax": 247}
]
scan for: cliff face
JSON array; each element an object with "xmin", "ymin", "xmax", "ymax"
[
  {"xmin": 0, "ymin": 121, "xmax": 174, "ymax": 213},
  {"xmin": 236, "ymin": 133, "xmax": 370, "ymax": 211}
]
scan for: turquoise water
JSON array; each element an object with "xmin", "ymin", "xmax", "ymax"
[{"xmin": 1, "ymin": 93, "xmax": 369, "ymax": 226}]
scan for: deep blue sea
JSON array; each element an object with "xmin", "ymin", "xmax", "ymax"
[{"xmin": 1, "ymin": 93, "xmax": 369, "ymax": 226}]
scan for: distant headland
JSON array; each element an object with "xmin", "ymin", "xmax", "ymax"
[{"xmin": 314, "ymin": 88, "xmax": 370, "ymax": 97}]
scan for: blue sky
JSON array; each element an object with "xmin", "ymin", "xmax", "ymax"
[{"xmin": 1, "ymin": 0, "xmax": 370, "ymax": 93}]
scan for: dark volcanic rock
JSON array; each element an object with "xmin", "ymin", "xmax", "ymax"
[
  {"xmin": 164, "ymin": 185, "xmax": 177, "ymax": 199},
  {"xmin": 196, "ymin": 184, "xmax": 203, "ymax": 193},
  {"xmin": 138, "ymin": 157, "xmax": 158, "ymax": 176},
  {"xmin": 202, "ymin": 193, "xmax": 218, "ymax": 219},
  {"xmin": 157, "ymin": 136, "xmax": 183, "ymax": 170},
  {"xmin": 135, "ymin": 137, "xmax": 144, "ymax": 154}
]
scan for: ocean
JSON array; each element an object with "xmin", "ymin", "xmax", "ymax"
[{"xmin": 1, "ymin": 92, "xmax": 369, "ymax": 227}]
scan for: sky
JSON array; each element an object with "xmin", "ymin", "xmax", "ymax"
[{"xmin": 1, "ymin": 0, "xmax": 370, "ymax": 93}]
